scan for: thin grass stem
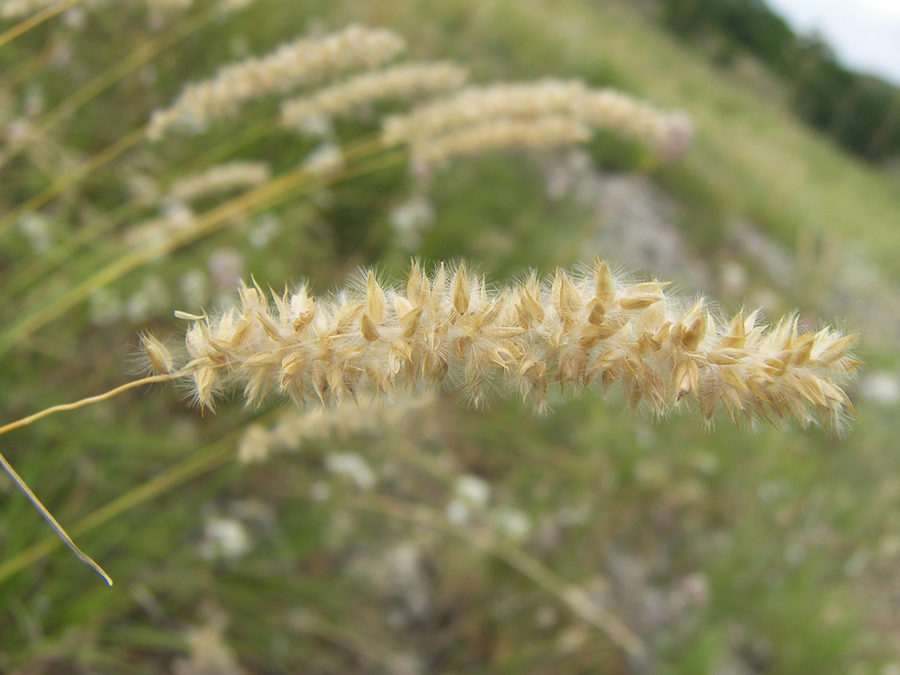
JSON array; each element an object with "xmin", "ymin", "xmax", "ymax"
[
  {"xmin": 0, "ymin": 451, "xmax": 112, "ymax": 586},
  {"xmin": 177, "ymin": 119, "xmax": 277, "ymax": 174},
  {"xmin": 0, "ymin": 121, "xmax": 279, "ymax": 299},
  {"xmin": 0, "ymin": 0, "xmax": 82, "ymax": 49},
  {"xmin": 0, "ymin": 371, "xmax": 185, "ymax": 438}
]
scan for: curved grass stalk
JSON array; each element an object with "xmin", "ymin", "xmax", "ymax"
[
  {"xmin": 176, "ymin": 118, "xmax": 278, "ymax": 175},
  {"xmin": 0, "ymin": 371, "xmax": 184, "ymax": 438},
  {"xmin": 0, "ymin": 165, "xmax": 320, "ymax": 353},
  {"xmin": 0, "ymin": 451, "xmax": 112, "ymax": 586},
  {"xmin": 1, "ymin": 208, "xmax": 126, "ymax": 300},
  {"xmin": 1, "ymin": 429, "xmax": 642, "ymax": 651}
]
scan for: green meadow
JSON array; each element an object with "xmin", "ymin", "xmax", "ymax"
[{"xmin": 1, "ymin": 1, "xmax": 898, "ymax": 672}]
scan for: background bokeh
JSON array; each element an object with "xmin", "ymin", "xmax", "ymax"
[{"xmin": 1, "ymin": 1, "xmax": 899, "ymax": 672}]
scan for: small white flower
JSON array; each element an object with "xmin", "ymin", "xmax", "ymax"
[
  {"xmin": 297, "ymin": 113, "xmax": 334, "ymax": 137},
  {"xmin": 303, "ymin": 143, "xmax": 344, "ymax": 178},
  {"xmin": 17, "ymin": 213, "xmax": 54, "ymax": 253},
  {"xmin": 445, "ymin": 499, "xmax": 470, "ymax": 525},
  {"xmin": 247, "ymin": 214, "xmax": 281, "ymax": 249},
  {"xmin": 325, "ymin": 452, "xmax": 376, "ymax": 490},
  {"xmin": 198, "ymin": 517, "xmax": 251, "ymax": 561},
  {"xmin": 88, "ymin": 289, "xmax": 123, "ymax": 327},
  {"xmin": 125, "ymin": 276, "xmax": 169, "ymax": 322},
  {"xmin": 208, "ymin": 248, "xmax": 245, "ymax": 294},
  {"xmin": 178, "ymin": 269, "xmax": 209, "ymax": 310},
  {"xmin": 389, "ymin": 195, "xmax": 436, "ymax": 250},
  {"xmin": 237, "ymin": 424, "xmax": 270, "ymax": 464},
  {"xmin": 859, "ymin": 371, "xmax": 900, "ymax": 406},
  {"xmin": 454, "ymin": 474, "xmax": 490, "ymax": 508},
  {"xmin": 491, "ymin": 507, "xmax": 531, "ymax": 542}
]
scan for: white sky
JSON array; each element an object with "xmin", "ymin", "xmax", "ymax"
[{"xmin": 765, "ymin": 0, "xmax": 900, "ymax": 85}]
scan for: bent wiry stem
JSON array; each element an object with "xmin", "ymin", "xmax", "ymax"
[
  {"xmin": 0, "ymin": 451, "xmax": 112, "ymax": 586},
  {"xmin": 0, "ymin": 371, "xmax": 184, "ymax": 438},
  {"xmin": 0, "ymin": 370, "xmax": 188, "ymax": 585}
]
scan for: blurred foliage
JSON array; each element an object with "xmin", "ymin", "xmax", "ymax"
[
  {"xmin": 657, "ymin": 0, "xmax": 900, "ymax": 161},
  {"xmin": 0, "ymin": 0, "xmax": 899, "ymax": 673}
]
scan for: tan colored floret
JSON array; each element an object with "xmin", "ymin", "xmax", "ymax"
[
  {"xmin": 139, "ymin": 332, "xmax": 175, "ymax": 375},
  {"xmin": 172, "ymin": 258, "xmax": 859, "ymax": 432}
]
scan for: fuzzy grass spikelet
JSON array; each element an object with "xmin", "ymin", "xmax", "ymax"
[
  {"xmin": 166, "ymin": 161, "xmax": 271, "ymax": 203},
  {"xmin": 410, "ymin": 116, "xmax": 592, "ymax": 165},
  {"xmin": 170, "ymin": 259, "xmax": 858, "ymax": 431},
  {"xmin": 147, "ymin": 24, "xmax": 405, "ymax": 139},
  {"xmin": 381, "ymin": 80, "xmax": 588, "ymax": 144},
  {"xmin": 139, "ymin": 331, "xmax": 175, "ymax": 375},
  {"xmin": 280, "ymin": 62, "xmax": 469, "ymax": 128},
  {"xmin": 382, "ymin": 80, "xmax": 692, "ymax": 158}
]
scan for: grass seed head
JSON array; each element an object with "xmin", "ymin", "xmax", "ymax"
[{"xmin": 165, "ymin": 259, "xmax": 858, "ymax": 433}]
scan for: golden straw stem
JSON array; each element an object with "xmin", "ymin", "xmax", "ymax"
[
  {"xmin": 0, "ymin": 371, "xmax": 184, "ymax": 438},
  {"xmin": 1, "ymin": 121, "xmax": 280, "ymax": 299},
  {"xmin": 0, "ymin": 438, "xmax": 235, "ymax": 584},
  {"xmin": 0, "ymin": 0, "xmax": 82, "ymax": 49},
  {"xmin": 0, "ymin": 450, "xmax": 112, "ymax": 586}
]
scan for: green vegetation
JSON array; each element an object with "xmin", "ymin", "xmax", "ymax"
[
  {"xmin": 658, "ymin": 0, "xmax": 900, "ymax": 161},
  {"xmin": 1, "ymin": 0, "xmax": 898, "ymax": 672}
]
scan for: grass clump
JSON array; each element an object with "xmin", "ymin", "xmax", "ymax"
[{"xmin": 1, "ymin": 1, "xmax": 898, "ymax": 672}]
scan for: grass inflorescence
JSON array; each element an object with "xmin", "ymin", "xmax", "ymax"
[
  {"xmin": 168, "ymin": 258, "xmax": 858, "ymax": 432},
  {"xmin": 2, "ymin": 1, "xmax": 896, "ymax": 670}
]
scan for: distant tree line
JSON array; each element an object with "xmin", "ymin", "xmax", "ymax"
[{"xmin": 657, "ymin": 0, "xmax": 900, "ymax": 162}]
